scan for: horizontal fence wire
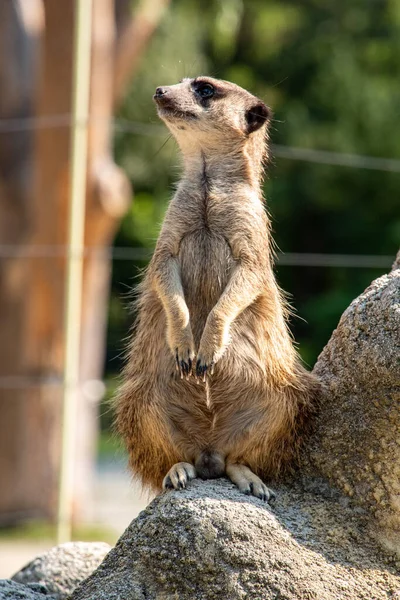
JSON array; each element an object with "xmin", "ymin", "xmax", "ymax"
[
  {"xmin": 0, "ymin": 376, "xmax": 107, "ymax": 392},
  {"xmin": 0, "ymin": 245, "xmax": 394, "ymax": 268},
  {"xmin": 272, "ymin": 144, "xmax": 400, "ymax": 173},
  {"xmin": 0, "ymin": 375, "xmax": 64, "ymax": 389},
  {"xmin": 1, "ymin": 113, "xmax": 400, "ymax": 173}
]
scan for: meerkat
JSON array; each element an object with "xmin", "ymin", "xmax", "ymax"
[{"xmin": 115, "ymin": 76, "xmax": 320, "ymax": 502}]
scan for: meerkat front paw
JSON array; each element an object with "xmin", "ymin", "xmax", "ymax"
[
  {"xmin": 195, "ymin": 349, "xmax": 217, "ymax": 381},
  {"xmin": 196, "ymin": 319, "xmax": 230, "ymax": 380},
  {"xmin": 163, "ymin": 462, "xmax": 197, "ymax": 490},
  {"xmin": 226, "ymin": 464, "xmax": 276, "ymax": 503},
  {"xmin": 167, "ymin": 324, "xmax": 196, "ymax": 379}
]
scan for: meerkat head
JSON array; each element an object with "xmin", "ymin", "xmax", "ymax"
[{"xmin": 153, "ymin": 76, "xmax": 270, "ymax": 164}]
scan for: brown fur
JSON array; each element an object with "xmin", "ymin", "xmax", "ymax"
[{"xmin": 115, "ymin": 77, "xmax": 320, "ymax": 499}]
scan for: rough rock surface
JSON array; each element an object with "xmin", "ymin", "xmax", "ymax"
[
  {"xmin": 392, "ymin": 250, "xmax": 400, "ymax": 270},
  {"xmin": 70, "ymin": 479, "xmax": 400, "ymax": 600},
  {"xmin": 11, "ymin": 542, "xmax": 110, "ymax": 599},
  {"xmin": 9, "ymin": 257, "xmax": 399, "ymax": 600},
  {"xmin": 307, "ymin": 264, "xmax": 400, "ymax": 553},
  {"xmin": 0, "ymin": 579, "xmax": 54, "ymax": 599}
]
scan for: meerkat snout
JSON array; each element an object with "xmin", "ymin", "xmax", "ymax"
[{"xmin": 154, "ymin": 86, "xmax": 168, "ymax": 98}]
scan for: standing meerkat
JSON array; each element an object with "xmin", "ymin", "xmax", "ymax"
[{"xmin": 115, "ymin": 76, "xmax": 320, "ymax": 502}]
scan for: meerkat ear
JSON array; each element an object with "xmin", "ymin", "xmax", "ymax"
[{"xmin": 245, "ymin": 102, "xmax": 270, "ymax": 134}]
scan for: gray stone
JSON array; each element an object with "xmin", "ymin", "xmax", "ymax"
[
  {"xmin": 307, "ymin": 262, "xmax": 400, "ymax": 554},
  {"xmin": 69, "ymin": 252, "xmax": 400, "ymax": 599},
  {"xmin": 11, "ymin": 542, "xmax": 110, "ymax": 600},
  {"xmin": 392, "ymin": 249, "xmax": 400, "ymax": 270},
  {"xmin": 0, "ymin": 579, "xmax": 53, "ymax": 599},
  {"xmin": 70, "ymin": 479, "xmax": 400, "ymax": 600}
]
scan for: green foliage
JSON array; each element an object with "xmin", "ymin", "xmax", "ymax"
[{"xmin": 107, "ymin": 0, "xmax": 399, "ymax": 383}]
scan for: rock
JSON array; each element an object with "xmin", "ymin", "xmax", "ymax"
[
  {"xmin": 69, "ymin": 254, "xmax": 400, "ymax": 599},
  {"xmin": 392, "ymin": 250, "xmax": 400, "ymax": 271},
  {"xmin": 0, "ymin": 579, "xmax": 53, "ymax": 599},
  {"xmin": 70, "ymin": 479, "xmax": 400, "ymax": 600},
  {"xmin": 307, "ymin": 264, "xmax": 400, "ymax": 553},
  {"xmin": 11, "ymin": 542, "xmax": 111, "ymax": 599}
]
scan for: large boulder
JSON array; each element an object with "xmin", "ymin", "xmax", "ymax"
[
  {"xmin": 70, "ymin": 255, "xmax": 400, "ymax": 599},
  {"xmin": 9, "ymin": 542, "xmax": 110, "ymax": 600},
  {"xmin": 70, "ymin": 479, "xmax": 399, "ymax": 600},
  {"xmin": 306, "ymin": 260, "xmax": 400, "ymax": 553},
  {"xmin": 10, "ymin": 256, "xmax": 399, "ymax": 600}
]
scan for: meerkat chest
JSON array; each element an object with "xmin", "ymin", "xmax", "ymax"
[
  {"xmin": 179, "ymin": 227, "xmax": 235, "ymax": 294},
  {"xmin": 175, "ymin": 189, "xmax": 247, "ymax": 297},
  {"xmin": 178, "ymin": 227, "xmax": 235, "ymax": 339}
]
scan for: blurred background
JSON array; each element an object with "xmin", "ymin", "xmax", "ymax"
[{"xmin": 0, "ymin": 0, "xmax": 399, "ymax": 577}]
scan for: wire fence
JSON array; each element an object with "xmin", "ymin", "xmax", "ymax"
[
  {"xmin": 0, "ymin": 244, "xmax": 394, "ymax": 268},
  {"xmin": 0, "ymin": 112, "xmax": 397, "ymax": 392},
  {"xmin": 1, "ymin": 113, "xmax": 400, "ymax": 173},
  {"xmin": 0, "ymin": 112, "xmax": 398, "ymax": 268}
]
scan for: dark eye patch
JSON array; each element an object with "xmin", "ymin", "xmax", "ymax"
[
  {"xmin": 194, "ymin": 83, "xmax": 214, "ymax": 98},
  {"xmin": 191, "ymin": 79, "xmax": 224, "ymax": 106}
]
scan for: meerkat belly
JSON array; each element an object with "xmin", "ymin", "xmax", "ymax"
[{"xmin": 179, "ymin": 230, "xmax": 235, "ymax": 346}]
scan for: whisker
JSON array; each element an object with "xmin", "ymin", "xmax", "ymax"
[{"xmin": 152, "ymin": 133, "xmax": 173, "ymax": 158}]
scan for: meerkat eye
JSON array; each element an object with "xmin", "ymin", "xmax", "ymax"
[{"xmin": 195, "ymin": 83, "xmax": 215, "ymax": 99}]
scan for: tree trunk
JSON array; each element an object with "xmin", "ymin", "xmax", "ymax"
[
  {"xmin": 23, "ymin": 0, "xmax": 130, "ymax": 522},
  {"xmin": 0, "ymin": 0, "xmax": 131, "ymax": 523},
  {"xmin": 0, "ymin": 0, "xmax": 44, "ymax": 523}
]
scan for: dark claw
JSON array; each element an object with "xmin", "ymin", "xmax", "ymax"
[
  {"xmin": 175, "ymin": 350, "xmax": 194, "ymax": 377},
  {"xmin": 196, "ymin": 359, "xmax": 208, "ymax": 379},
  {"xmin": 268, "ymin": 490, "xmax": 276, "ymax": 503},
  {"xmin": 164, "ymin": 476, "xmax": 173, "ymax": 489}
]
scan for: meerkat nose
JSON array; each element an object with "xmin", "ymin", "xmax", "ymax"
[{"xmin": 154, "ymin": 87, "xmax": 168, "ymax": 98}]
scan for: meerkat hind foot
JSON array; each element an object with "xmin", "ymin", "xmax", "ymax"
[
  {"xmin": 162, "ymin": 462, "xmax": 197, "ymax": 491},
  {"xmin": 226, "ymin": 464, "xmax": 275, "ymax": 503}
]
